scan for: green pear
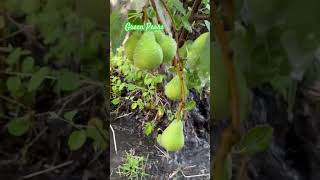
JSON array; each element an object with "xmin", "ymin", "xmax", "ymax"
[
  {"xmin": 154, "ymin": 31, "xmax": 177, "ymax": 63},
  {"xmin": 159, "ymin": 119, "xmax": 184, "ymax": 151},
  {"xmin": 133, "ymin": 31, "xmax": 163, "ymax": 69},
  {"xmin": 165, "ymin": 75, "xmax": 189, "ymax": 101},
  {"xmin": 187, "ymin": 32, "xmax": 210, "ymax": 71},
  {"xmin": 124, "ymin": 31, "xmax": 142, "ymax": 61}
]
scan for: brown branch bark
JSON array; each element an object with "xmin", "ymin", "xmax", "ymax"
[
  {"xmin": 149, "ymin": 0, "xmax": 170, "ymax": 35},
  {"xmin": 221, "ymin": 0, "xmax": 235, "ymax": 30},
  {"xmin": 192, "ymin": 14, "xmax": 210, "ymax": 21},
  {"xmin": 212, "ymin": 1, "xmax": 242, "ymax": 180},
  {"xmin": 177, "ymin": 0, "xmax": 202, "ymax": 48}
]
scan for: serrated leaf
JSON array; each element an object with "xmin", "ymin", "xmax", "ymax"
[
  {"xmin": 57, "ymin": 70, "xmax": 81, "ymax": 91},
  {"xmin": 7, "ymin": 76, "xmax": 21, "ymax": 93},
  {"xmin": 7, "ymin": 117, "xmax": 31, "ymax": 136},
  {"xmin": 64, "ymin": 110, "xmax": 78, "ymax": 121},
  {"xmin": 238, "ymin": 125, "xmax": 273, "ymax": 155},
  {"xmin": 28, "ymin": 67, "xmax": 50, "ymax": 92},
  {"xmin": 68, "ymin": 130, "xmax": 87, "ymax": 151},
  {"xmin": 22, "ymin": 57, "xmax": 35, "ymax": 73},
  {"xmin": 143, "ymin": 121, "xmax": 155, "ymax": 136}
]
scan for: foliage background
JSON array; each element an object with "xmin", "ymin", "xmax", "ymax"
[{"xmin": 0, "ymin": 0, "xmax": 108, "ymax": 179}]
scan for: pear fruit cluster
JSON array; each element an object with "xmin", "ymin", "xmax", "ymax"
[
  {"xmin": 158, "ymin": 119, "xmax": 184, "ymax": 151},
  {"xmin": 165, "ymin": 75, "xmax": 189, "ymax": 101},
  {"xmin": 124, "ymin": 30, "xmax": 177, "ymax": 70},
  {"xmin": 154, "ymin": 31, "xmax": 177, "ymax": 63}
]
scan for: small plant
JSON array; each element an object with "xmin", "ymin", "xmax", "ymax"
[{"xmin": 117, "ymin": 150, "xmax": 148, "ymax": 179}]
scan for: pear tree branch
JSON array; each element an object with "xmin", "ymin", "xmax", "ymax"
[
  {"xmin": 212, "ymin": 1, "xmax": 243, "ymax": 180},
  {"xmin": 151, "ymin": 0, "xmax": 202, "ymax": 121}
]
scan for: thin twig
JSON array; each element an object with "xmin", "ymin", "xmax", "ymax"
[
  {"xmin": 180, "ymin": 170, "xmax": 210, "ymax": 178},
  {"xmin": 149, "ymin": 0, "xmax": 170, "ymax": 35},
  {"xmin": 212, "ymin": 1, "xmax": 242, "ymax": 180},
  {"xmin": 22, "ymin": 127, "xmax": 48, "ymax": 153},
  {"xmin": 21, "ymin": 160, "xmax": 73, "ymax": 179},
  {"xmin": 0, "ymin": 95, "xmax": 26, "ymax": 109},
  {"xmin": 177, "ymin": 0, "xmax": 202, "ymax": 48},
  {"xmin": 0, "ymin": 29, "xmax": 25, "ymax": 42},
  {"xmin": 115, "ymin": 112, "xmax": 133, "ymax": 120},
  {"xmin": 110, "ymin": 124, "xmax": 118, "ymax": 154}
]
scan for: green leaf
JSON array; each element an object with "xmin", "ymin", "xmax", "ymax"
[
  {"xmin": 170, "ymin": 0, "xmax": 186, "ymax": 15},
  {"xmin": 237, "ymin": 125, "xmax": 273, "ymax": 155},
  {"xmin": 127, "ymin": 83, "xmax": 136, "ymax": 91},
  {"xmin": 131, "ymin": 103, "xmax": 138, "ymax": 110},
  {"xmin": 86, "ymin": 118, "xmax": 107, "ymax": 151},
  {"xmin": 185, "ymin": 100, "xmax": 196, "ymax": 111},
  {"xmin": 7, "ymin": 117, "xmax": 31, "ymax": 136},
  {"xmin": 157, "ymin": 106, "xmax": 164, "ymax": 117},
  {"xmin": 7, "ymin": 76, "xmax": 21, "ymax": 93},
  {"xmin": 92, "ymin": 129, "xmax": 107, "ymax": 151},
  {"xmin": 68, "ymin": 130, "xmax": 87, "ymax": 151},
  {"xmin": 6, "ymin": 48, "xmax": 28, "ymax": 66},
  {"xmin": 182, "ymin": 17, "xmax": 192, "ymax": 32},
  {"xmin": 143, "ymin": 121, "xmax": 155, "ymax": 136},
  {"xmin": 57, "ymin": 70, "xmax": 81, "ymax": 91},
  {"xmin": 28, "ymin": 67, "xmax": 50, "ymax": 92},
  {"xmin": 112, "ymin": 98, "xmax": 120, "ymax": 105},
  {"xmin": 128, "ymin": 10, "xmax": 143, "ymax": 25},
  {"xmin": 87, "ymin": 118, "xmax": 104, "ymax": 138},
  {"xmin": 21, "ymin": 57, "xmax": 35, "ymax": 73},
  {"xmin": 110, "ymin": 9, "xmax": 127, "ymax": 53},
  {"xmin": 64, "ymin": 110, "xmax": 78, "ymax": 121}
]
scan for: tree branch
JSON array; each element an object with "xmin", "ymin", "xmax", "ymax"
[
  {"xmin": 212, "ymin": 1, "xmax": 242, "ymax": 180},
  {"xmin": 192, "ymin": 14, "xmax": 210, "ymax": 21},
  {"xmin": 177, "ymin": 0, "xmax": 202, "ymax": 48}
]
